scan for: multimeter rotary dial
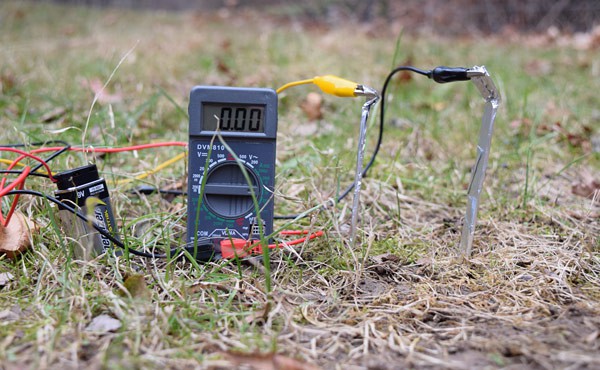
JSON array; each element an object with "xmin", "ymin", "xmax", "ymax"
[{"xmin": 203, "ymin": 162, "xmax": 260, "ymax": 219}]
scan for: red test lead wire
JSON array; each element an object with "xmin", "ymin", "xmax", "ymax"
[
  {"xmin": 0, "ymin": 165, "xmax": 31, "ymax": 226},
  {"xmin": 0, "ymin": 148, "xmax": 56, "ymax": 182},
  {"xmin": 1, "ymin": 176, "xmax": 26, "ymax": 226},
  {"xmin": 29, "ymin": 141, "xmax": 187, "ymax": 155},
  {"xmin": 0, "ymin": 148, "xmax": 58, "ymax": 226},
  {"xmin": 0, "ymin": 142, "xmax": 186, "ymax": 226},
  {"xmin": 219, "ymin": 231, "xmax": 324, "ymax": 259}
]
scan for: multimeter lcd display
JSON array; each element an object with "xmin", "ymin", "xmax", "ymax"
[{"xmin": 202, "ymin": 103, "xmax": 265, "ymax": 133}]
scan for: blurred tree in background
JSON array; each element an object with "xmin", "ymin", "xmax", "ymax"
[{"xmin": 41, "ymin": 0, "xmax": 599, "ymax": 33}]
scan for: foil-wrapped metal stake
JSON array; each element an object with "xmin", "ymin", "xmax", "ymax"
[
  {"xmin": 350, "ymin": 85, "xmax": 380, "ymax": 247},
  {"xmin": 460, "ymin": 66, "xmax": 500, "ymax": 256}
]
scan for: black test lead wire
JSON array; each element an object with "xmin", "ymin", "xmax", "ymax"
[
  {"xmin": 275, "ymin": 65, "xmax": 483, "ymax": 220},
  {"xmin": 6, "ymin": 189, "xmax": 215, "ymax": 261},
  {"xmin": 274, "ymin": 66, "xmax": 430, "ymax": 220},
  {"xmin": 0, "ymin": 140, "xmax": 72, "ymax": 177}
]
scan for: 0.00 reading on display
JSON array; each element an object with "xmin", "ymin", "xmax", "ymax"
[{"xmin": 202, "ymin": 103, "xmax": 265, "ymax": 133}]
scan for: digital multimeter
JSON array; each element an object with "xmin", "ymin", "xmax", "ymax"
[{"xmin": 187, "ymin": 86, "xmax": 277, "ymax": 260}]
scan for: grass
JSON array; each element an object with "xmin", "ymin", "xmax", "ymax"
[{"xmin": 1, "ymin": 1, "xmax": 599, "ymax": 369}]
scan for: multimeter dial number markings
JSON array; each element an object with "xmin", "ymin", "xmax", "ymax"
[{"xmin": 201, "ymin": 161, "xmax": 260, "ymax": 219}]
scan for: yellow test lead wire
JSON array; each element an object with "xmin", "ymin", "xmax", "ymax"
[
  {"xmin": 3, "ymin": 152, "xmax": 185, "ymax": 185},
  {"xmin": 276, "ymin": 79, "xmax": 314, "ymax": 94},
  {"xmin": 0, "ymin": 159, "xmax": 26, "ymax": 168},
  {"xmin": 1, "ymin": 158, "xmax": 57, "ymax": 176},
  {"xmin": 113, "ymin": 152, "xmax": 186, "ymax": 186}
]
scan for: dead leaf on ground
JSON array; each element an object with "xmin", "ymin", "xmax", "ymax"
[
  {"xmin": 187, "ymin": 281, "xmax": 232, "ymax": 295},
  {"xmin": 0, "ymin": 211, "xmax": 36, "ymax": 259},
  {"xmin": 510, "ymin": 117, "xmax": 593, "ymax": 151},
  {"xmin": 216, "ymin": 57, "xmax": 232, "ymax": 75},
  {"xmin": 509, "ymin": 117, "xmax": 532, "ymax": 134},
  {"xmin": 510, "ymin": 118, "xmax": 560, "ymax": 137},
  {"xmin": 395, "ymin": 57, "xmax": 414, "ymax": 83},
  {"xmin": 215, "ymin": 56, "xmax": 237, "ymax": 85},
  {"xmin": 161, "ymin": 178, "xmax": 186, "ymax": 203},
  {"xmin": 121, "ymin": 274, "xmax": 151, "ymax": 300},
  {"xmin": 585, "ymin": 330, "xmax": 599, "ymax": 344},
  {"xmin": 300, "ymin": 92, "xmax": 323, "ymax": 121},
  {"xmin": 60, "ymin": 25, "xmax": 76, "ymax": 36},
  {"xmin": 415, "ymin": 257, "xmax": 433, "ymax": 266},
  {"xmin": 566, "ymin": 210, "xmax": 600, "ymax": 220},
  {"xmin": 39, "ymin": 106, "xmax": 67, "ymax": 123},
  {"xmin": 85, "ymin": 314, "xmax": 122, "ymax": 334},
  {"xmin": 82, "ymin": 78, "xmax": 123, "ymax": 104},
  {"xmin": 544, "ymin": 101, "xmax": 572, "ymax": 121},
  {"xmin": 525, "ymin": 59, "xmax": 553, "ymax": 76},
  {"xmin": 566, "ymin": 132, "xmax": 592, "ymax": 152},
  {"xmin": 536, "ymin": 121, "xmax": 564, "ymax": 137},
  {"xmin": 0, "ymin": 72, "xmax": 16, "ymax": 93},
  {"xmin": 224, "ymin": 351, "xmax": 322, "ymax": 370},
  {"xmin": 0, "ymin": 309, "xmax": 20, "ymax": 322},
  {"xmin": 571, "ymin": 169, "xmax": 600, "ymax": 203},
  {"xmin": 244, "ymin": 301, "xmax": 271, "ymax": 325},
  {"xmin": 220, "ymin": 38, "xmax": 231, "ymax": 52},
  {"xmin": 163, "ymin": 178, "xmax": 186, "ymax": 192},
  {"xmin": 0, "ymin": 272, "xmax": 14, "ymax": 287},
  {"xmin": 371, "ymin": 253, "xmax": 400, "ymax": 264}
]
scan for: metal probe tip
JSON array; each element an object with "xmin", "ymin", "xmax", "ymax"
[
  {"xmin": 355, "ymin": 85, "xmax": 379, "ymax": 99},
  {"xmin": 466, "ymin": 66, "xmax": 487, "ymax": 78}
]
